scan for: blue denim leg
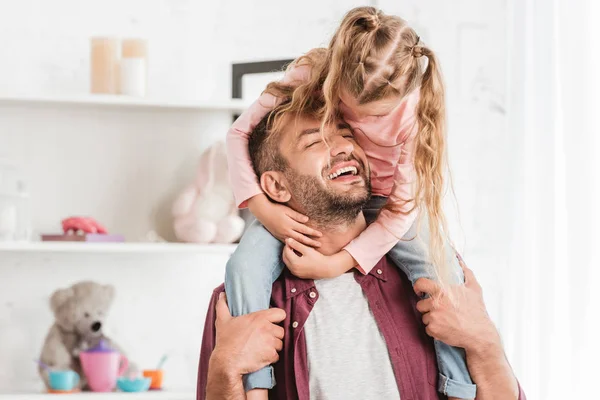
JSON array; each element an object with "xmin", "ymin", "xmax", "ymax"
[
  {"xmin": 364, "ymin": 196, "xmax": 477, "ymax": 399},
  {"xmin": 224, "ymin": 220, "xmax": 285, "ymax": 392}
]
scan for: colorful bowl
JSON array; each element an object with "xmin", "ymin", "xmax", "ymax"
[
  {"xmin": 48, "ymin": 370, "xmax": 80, "ymax": 391},
  {"xmin": 116, "ymin": 377, "xmax": 151, "ymax": 392},
  {"xmin": 142, "ymin": 369, "xmax": 163, "ymax": 390}
]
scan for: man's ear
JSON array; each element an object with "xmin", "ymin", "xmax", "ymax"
[{"xmin": 260, "ymin": 171, "xmax": 291, "ymax": 203}]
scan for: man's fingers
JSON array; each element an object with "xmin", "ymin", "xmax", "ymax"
[
  {"xmin": 292, "ymin": 221, "xmax": 323, "ymax": 238},
  {"xmin": 215, "ymin": 292, "xmax": 231, "ymax": 323},
  {"xmin": 457, "ymin": 253, "xmax": 479, "ymax": 289},
  {"xmin": 268, "ymin": 349, "xmax": 280, "ymax": 365},
  {"xmin": 425, "ymin": 325, "xmax": 435, "ymax": 338},
  {"xmin": 456, "ymin": 253, "xmax": 469, "ymax": 280},
  {"xmin": 463, "ymin": 266, "xmax": 477, "ymax": 287},
  {"xmin": 414, "ymin": 278, "xmax": 441, "ymax": 297},
  {"xmin": 422, "ymin": 312, "xmax": 433, "ymax": 326},
  {"xmin": 260, "ymin": 307, "xmax": 287, "ymax": 324},
  {"xmin": 270, "ymin": 324, "xmax": 285, "ymax": 340},
  {"xmin": 287, "ymin": 209, "xmax": 309, "ymax": 224},
  {"xmin": 290, "ymin": 230, "xmax": 321, "ymax": 248},
  {"xmin": 416, "ymin": 297, "xmax": 434, "ymax": 313},
  {"xmin": 286, "ymin": 238, "xmax": 311, "ymax": 255},
  {"xmin": 272, "ymin": 337, "xmax": 283, "ymax": 352}
]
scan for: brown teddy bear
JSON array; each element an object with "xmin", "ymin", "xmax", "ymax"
[{"xmin": 38, "ymin": 281, "xmax": 135, "ymax": 390}]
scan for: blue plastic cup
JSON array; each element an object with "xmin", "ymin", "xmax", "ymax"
[{"xmin": 49, "ymin": 370, "xmax": 79, "ymax": 391}]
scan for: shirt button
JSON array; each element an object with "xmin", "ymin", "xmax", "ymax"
[
  {"xmin": 376, "ymin": 269, "xmax": 383, "ymax": 275},
  {"xmin": 309, "ymin": 292, "xmax": 317, "ymax": 299},
  {"xmin": 292, "ymin": 321, "xmax": 299, "ymax": 328},
  {"xmin": 291, "ymin": 288, "xmax": 296, "ymax": 293}
]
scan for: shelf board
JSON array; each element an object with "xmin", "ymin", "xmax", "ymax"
[
  {"xmin": 0, "ymin": 93, "xmax": 248, "ymax": 113},
  {"xmin": 0, "ymin": 391, "xmax": 194, "ymax": 400},
  {"xmin": 0, "ymin": 242, "xmax": 237, "ymax": 255}
]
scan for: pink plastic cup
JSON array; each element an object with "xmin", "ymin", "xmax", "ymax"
[{"xmin": 80, "ymin": 351, "xmax": 129, "ymax": 392}]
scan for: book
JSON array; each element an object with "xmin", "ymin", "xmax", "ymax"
[{"xmin": 40, "ymin": 233, "xmax": 125, "ymax": 242}]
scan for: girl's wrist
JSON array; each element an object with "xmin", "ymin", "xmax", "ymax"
[
  {"xmin": 248, "ymin": 194, "xmax": 267, "ymax": 216},
  {"xmin": 332, "ymin": 251, "xmax": 356, "ymax": 276}
]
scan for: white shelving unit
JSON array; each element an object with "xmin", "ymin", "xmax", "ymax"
[
  {"xmin": 0, "ymin": 93, "xmax": 249, "ymax": 113},
  {"xmin": 0, "ymin": 391, "xmax": 194, "ymax": 400},
  {"xmin": 0, "ymin": 89, "xmax": 241, "ymax": 393},
  {"xmin": 0, "ymin": 242, "xmax": 237, "ymax": 255}
]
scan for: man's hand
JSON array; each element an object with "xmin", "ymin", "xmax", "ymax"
[
  {"xmin": 413, "ymin": 256, "xmax": 499, "ymax": 351},
  {"xmin": 211, "ymin": 292, "xmax": 286, "ymax": 375},
  {"xmin": 206, "ymin": 294, "xmax": 285, "ymax": 400},
  {"xmin": 414, "ymin": 256, "xmax": 520, "ymax": 399},
  {"xmin": 283, "ymin": 238, "xmax": 354, "ymax": 279}
]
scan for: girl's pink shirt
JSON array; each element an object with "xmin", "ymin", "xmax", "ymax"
[{"xmin": 226, "ymin": 64, "xmax": 420, "ymax": 274}]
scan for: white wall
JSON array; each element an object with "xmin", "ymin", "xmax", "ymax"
[
  {"xmin": 0, "ymin": 0, "xmax": 515, "ymax": 394},
  {"xmin": 380, "ymin": 0, "xmax": 513, "ymax": 329},
  {"xmin": 0, "ymin": 0, "xmax": 366, "ymax": 100}
]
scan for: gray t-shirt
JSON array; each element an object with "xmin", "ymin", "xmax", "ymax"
[{"xmin": 304, "ymin": 272, "xmax": 401, "ymax": 400}]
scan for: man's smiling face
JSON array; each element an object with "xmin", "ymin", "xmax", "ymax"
[{"xmin": 276, "ymin": 114, "xmax": 371, "ymax": 224}]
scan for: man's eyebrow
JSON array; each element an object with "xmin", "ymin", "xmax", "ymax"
[{"xmin": 298, "ymin": 127, "xmax": 321, "ymax": 138}]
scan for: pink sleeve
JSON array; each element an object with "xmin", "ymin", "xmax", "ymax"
[
  {"xmin": 344, "ymin": 123, "xmax": 419, "ymax": 275},
  {"xmin": 226, "ymin": 63, "xmax": 311, "ymax": 208}
]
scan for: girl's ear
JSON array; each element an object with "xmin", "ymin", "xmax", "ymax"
[{"xmin": 260, "ymin": 171, "xmax": 291, "ymax": 203}]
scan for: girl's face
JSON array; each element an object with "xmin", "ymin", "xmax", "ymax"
[{"xmin": 339, "ymin": 88, "xmax": 403, "ymax": 122}]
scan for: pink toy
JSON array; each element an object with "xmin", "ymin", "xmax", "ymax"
[
  {"xmin": 79, "ymin": 340, "xmax": 128, "ymax": 392},
  {"xmin": 62, "ymin": 217, "xmax": 108, "ymax": 235},
  {"xmin": 172, "ymin": 141, "xmax": 245, "ymax": 244}
]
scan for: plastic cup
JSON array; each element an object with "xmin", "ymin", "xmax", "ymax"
[{"xmin": 142, "ymin": 369, "xmax": 163, "ymax": 390}]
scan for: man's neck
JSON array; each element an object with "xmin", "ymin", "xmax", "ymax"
[{"xmin": 308, "ymin": 213, "xmax": 367, "ymax": 256}]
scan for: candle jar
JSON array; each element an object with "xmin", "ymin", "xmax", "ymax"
[
  {"xmin": 0, "ymin": 161, "xmax": 31, "ymax": 242},
  {"xmin": 120, "ymin": 38, "xmax": 147, "ymax": 96},
  {"xmin": 90, "ymin": 37, "xmax": 120, "ymax": 94}
]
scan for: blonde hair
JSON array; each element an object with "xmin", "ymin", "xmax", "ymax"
[
  {"xmin": 262, "ymin": 49, "xmax": 329, "ymax": 135},
  {"xmin": 265, "ymin": 7, "xmax": 455, "ymax": 287}
]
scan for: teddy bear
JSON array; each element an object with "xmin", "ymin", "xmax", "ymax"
[
  {"xmin": 38, "ymin": 281, "xmax": 135, "ymax": 391},
  {"xmin": 172, "ymin": 140, "xmax": 245, "ymax": 244}
]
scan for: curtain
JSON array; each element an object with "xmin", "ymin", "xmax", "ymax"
[{"xmin": 503, "ymin": 0, "xmax": 600, "ymax": 398}]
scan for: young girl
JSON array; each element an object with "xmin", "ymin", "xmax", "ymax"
[{"xmin": 225, "ymin": 6, "xmax": 475, "ymax": 400}]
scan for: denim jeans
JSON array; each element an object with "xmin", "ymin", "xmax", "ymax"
[
  {"xmin": 224, "ymin": 196, "xmax": 476, "ymax": 398},
  {"xmin": 224, "ymin": 219, "xmax": 284, "ymax": 392}
]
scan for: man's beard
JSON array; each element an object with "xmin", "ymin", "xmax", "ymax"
[{"xmin": 283, "ymin": 166, "xmax": 371, "ymax": 229}]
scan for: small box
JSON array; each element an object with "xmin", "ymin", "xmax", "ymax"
[{"xmin": 41, "ymin": 233, "xmax": 125, "ymax": 243}]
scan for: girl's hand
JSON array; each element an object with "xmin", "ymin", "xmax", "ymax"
[
  {"xmin": 248, "ymin": 194, "xmax": 322, "ymax": 248},
  {"xmin": 283, "ymin": 239, "xmax": 356, "ymax": 279}
]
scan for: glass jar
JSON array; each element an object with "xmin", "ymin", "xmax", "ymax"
[{"xmin": 0, "ymin": 160, "xmax": 32, "ymax": 242}]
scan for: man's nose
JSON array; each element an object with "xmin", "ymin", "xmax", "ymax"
[{"xmin": 329, "ymin": 135, "xmax": 354, "ymax": 157}]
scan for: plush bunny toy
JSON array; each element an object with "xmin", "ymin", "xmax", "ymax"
[{"xmin": 172, "ymin": 141, "xmax": 245, "ymax": 244}]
